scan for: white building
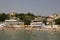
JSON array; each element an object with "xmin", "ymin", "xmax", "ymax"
[
  {"xmin": 30, "ymin": 17, "xmax": 45, "ymax": 28},
  {"xmin": 4, "ymin": 19, "xmax": 24, "ymax": 27}
]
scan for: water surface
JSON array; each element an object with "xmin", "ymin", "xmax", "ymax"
[{"xmin": 0, "ymin": 30, "xmax": 60, "ymax": 40}]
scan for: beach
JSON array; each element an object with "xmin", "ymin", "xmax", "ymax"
[
  {"xmin": 0, "ymin": 26, "xmax": 60, "ymax": 32},
  {"xmin": 0, "ymin": 28, "xmax": 60, "ymax": 40}
]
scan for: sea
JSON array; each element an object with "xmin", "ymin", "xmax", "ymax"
[{"xmin": 0, "ymin": 30, "xmax": 60, "ymax": 40}]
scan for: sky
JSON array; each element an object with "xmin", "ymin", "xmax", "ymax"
[{"xmin": 0, "ymin": 0, "xmax": 60, "ymax": 16}]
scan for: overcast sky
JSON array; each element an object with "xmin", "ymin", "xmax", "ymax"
[{"xmin": 0, "ymin": 0, "xmax": 60, "ymax": 16}]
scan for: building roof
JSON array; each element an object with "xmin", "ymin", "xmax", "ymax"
[{"xmin": 5, "ymin": 19, "xmax": 17, "ymax": 22}]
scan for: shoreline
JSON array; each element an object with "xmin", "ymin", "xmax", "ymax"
[{"xmin": 0, "ymin": 27, "xmax": 60, "ymax": 32}]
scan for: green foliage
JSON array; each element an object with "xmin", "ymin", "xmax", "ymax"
[
  {"xmin": 27, "ymin": 12, "xmax": 34, "ymax": 16},
  {"xmin": 0, "ymin": 13, "xmax": 6, "ymax": 21},
  {"xmin": 24, "ymin": 19, "xmax": 31, "ymax": 25},
  {"xmin": 54, "ymin": 18, "xmax": 60, "ymax": 25},
  {"xmin": 43, "ymin": 20, "xmax": 47, "ymax": 25}
]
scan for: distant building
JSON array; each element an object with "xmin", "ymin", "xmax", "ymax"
[
  {"xmin": 45, "ymin": 14, "xmax": 60, "ymax": 28},
  {"xmin": 49, "ymin": 14, "xmax": 60, "ymax": 20},
  {"xmin": 30, "ymin": 17, "xmax": 45, "ymax": 28},
  {"xmin": 4, "ymin": 19, "xmax": 24, "ymax": 27},
  {"xmin": 8, "ymin": 12, "xmax": 17, "ymax": 20},
  {"xmin": 46, "ymin": 14, "xmax": 60, "ymax": 25},
  {"xmin": 46, "ymin": 16, "xmax": 55, "ymax": 25}
]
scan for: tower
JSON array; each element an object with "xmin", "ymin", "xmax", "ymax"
[{"xmin": 9, "ymin": 12, "xmax": 16, "ymax": 20}]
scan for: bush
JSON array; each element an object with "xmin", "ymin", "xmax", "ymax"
[{"xmin": 54, "ymin": 18, "xmax": 60, "ymax": 25}]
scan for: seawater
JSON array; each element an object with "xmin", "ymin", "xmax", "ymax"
[{"xmin": 0, "ymin": 30, "xmax": 60, "ymax": 40}]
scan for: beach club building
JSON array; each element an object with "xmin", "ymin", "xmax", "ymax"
[
  {"xmin": 4, "ymin": 19, "xmax": 24, "ymax": 27},
  {"xmin": 30, "ymin": 17, "xmax": 45, "ymax": 28}
]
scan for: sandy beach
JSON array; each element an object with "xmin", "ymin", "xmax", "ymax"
[{"xmin": 0, "ymin": 26, "xmax": 60, "ymax": 32}]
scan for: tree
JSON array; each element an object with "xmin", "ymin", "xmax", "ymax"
[
  {"xmin": 24, "ymin": 19, "xmax": 31, "ymax": 25},
  {"xmin": 27, "ymin": 12, "xmax": 34, "ymax": 16},
  {"xmin": 0, "ymin": 13, "xmax": 6, "ymax": 21},
  {"xmin": 43, "ymin": 20, "xmax": 47, "ymax": 25},
  {"xmin": 54, "ymin": 18, "xmax": 60, "ymax": 25}
]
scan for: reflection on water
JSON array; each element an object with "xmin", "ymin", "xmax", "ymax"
[{"xmin": 0, "ymin": 30, "xmax": 60, "ymax": 40}]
